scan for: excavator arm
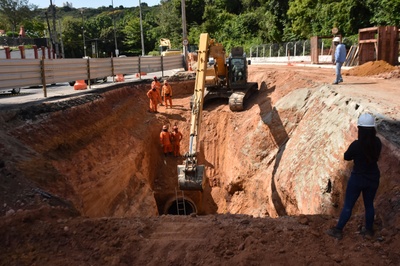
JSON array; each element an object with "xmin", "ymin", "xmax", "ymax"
[{"xmin": 177, "ymin": 33, "xmax": 210, "ymax": 191}]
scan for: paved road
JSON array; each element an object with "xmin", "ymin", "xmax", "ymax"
[{"xmin": 0, "ymin": 70, "xmax": 182, "ymax": 110}]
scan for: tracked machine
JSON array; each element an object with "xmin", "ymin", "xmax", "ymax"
[{"xmin": 178, "ymin": 33, "xmax": 258, "ymax": 191}]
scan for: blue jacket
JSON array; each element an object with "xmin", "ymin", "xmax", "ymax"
[{"xmin": 335, "ymin": 43, "xmax": 346, "ymax": 63}]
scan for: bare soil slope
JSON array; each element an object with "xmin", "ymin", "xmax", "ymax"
[{"xmin": 0, "ymin": 63, "xmax": 399, "ymax": 265}]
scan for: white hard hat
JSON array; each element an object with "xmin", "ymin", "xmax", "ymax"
[
  {"xmin": 333, "ymin": 37, "xmax": 341, "ymax": 43},
  {"xmin": 357, "ymin": 113, "xmax": 375, "ymax": 127}
]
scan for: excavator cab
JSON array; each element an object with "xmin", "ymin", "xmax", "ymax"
[{"xmin": 230, "ymin": 58, "xmax": 246, "ymax": 84}]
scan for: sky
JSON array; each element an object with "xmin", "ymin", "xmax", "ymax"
[{"xmin": 30, "ymin": 0, "xmax": 160, "ymax": 9}]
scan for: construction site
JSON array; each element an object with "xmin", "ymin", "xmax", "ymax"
[{"xmin": 1, "ymin": 30, "xmax": 400, "ymax": 263}]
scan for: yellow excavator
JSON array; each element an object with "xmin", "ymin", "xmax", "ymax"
[
  {"xmin": 177, "ymin": 33, "xmax": 258, "ymax": 191},
  {"xmin": 159, "ymin": 38, "xmax": 181, "ymax": 56}
]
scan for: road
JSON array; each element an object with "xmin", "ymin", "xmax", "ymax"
[{"xmin": 0, "ymin": 70, "xmax": 182, "ymax": 110}]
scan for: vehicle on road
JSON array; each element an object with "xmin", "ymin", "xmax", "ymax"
[{"xmin": 0, "ymin": 88, "xmax": 21, "ymax": 94}]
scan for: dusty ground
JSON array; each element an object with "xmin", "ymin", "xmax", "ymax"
[{"xmin": 0, "ymin": 61, "xmax": 399, "ymax": 265}]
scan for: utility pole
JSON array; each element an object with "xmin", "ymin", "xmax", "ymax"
[
  {"xmin": 181, "ymin": 0, "xmax": 187, "ymax": 67},
  {"xmin": 112, "ymin": 0, "xmax": 119, "ymax": 57},
  {"xmin": 50, "ymin": 0, "xmax": 59, "ymax": 58},
  {"xmin": 58, "ymin": 19, "xmax": 65, "ymax": 58},
  {"xmin": 81, "ymin": 10, "xmax": 86, "ymax": 57},
  {"xmin": 139, "ymin": 0, "xmax": 145, "ymax": 56}
]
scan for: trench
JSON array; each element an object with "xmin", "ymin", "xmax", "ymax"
[{"xmin": 5, "ymin": 69, "xmax": 399, "ymax": 220}]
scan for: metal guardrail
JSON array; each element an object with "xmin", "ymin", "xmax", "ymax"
[{"xmin": 0, "ymin": 55, "xmax": 183, "ymax": 92}]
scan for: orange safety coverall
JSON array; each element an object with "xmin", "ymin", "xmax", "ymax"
[
  {"xmin": 151, "ymin": 80, "xmax": 162, "ymax": 101},
  {"xmin": 147, "ymin": 88, "xmax": 162, "ymax": 112},
  {"xmin": 162, "ymin": 84, "xmax": 173, "ymax": 108},
  {"xmin": 171, "ymin": 130, "xmax": 183, "ymax": 157},
  {"xmin": 160, "ymin": 130, "xmax": 173, "ymax": 154}
]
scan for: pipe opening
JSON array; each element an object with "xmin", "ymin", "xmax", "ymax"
[{"xmin": 166, "ymin": 197, "xmax": 196, "ymax": 215}]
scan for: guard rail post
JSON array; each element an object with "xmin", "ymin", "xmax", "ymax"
[
  {"xmin": 86, "ymin": 57, "xmax": 91, "ymax": 88},
  {"xmin": 138, "ymin": 56, "xmax": 141, "ymax": 79},
  {"xmin": 111, "ymin": 56, "xmax": 115, "ymax": 82},
  {"xmin": 161, "ymin": 55, "xmax": 164, "ymax": 77},
  {"xmin": 41, "ymin": 59, "xmax": 47, "ymax": 97},
  {"xmin": 4, "ymin": 47, "xmax": 11, "ymax": 59},
  {"xmin": 19, "ymin": 45, "xmax": 25, "ymax": 59}
]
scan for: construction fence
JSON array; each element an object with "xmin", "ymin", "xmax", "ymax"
[
  {"xmin": 250, "ymin": 31, "xmax": 400, "ymax": 66},
  {"xmin": 249, "ymin": 39, "xmax": 335, "ymax": 64},
  {"xmin": 0, "ymin": 55, "xmax": 184, "ymax": 94}
]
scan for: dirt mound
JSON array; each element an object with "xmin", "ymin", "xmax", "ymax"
[{"xmin": 344, "ymin": 60, "xmax": 399, "ymax": 78}]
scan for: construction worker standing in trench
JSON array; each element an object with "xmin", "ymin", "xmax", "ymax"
[
  {"xmin": 171, "ymin": 125, "xmax": 183, "ymax": 157},
  {"xmin": 146, "ymin": 86, "xmax": 162, "ymax": 113},
  {"xmin": 162, "ymin": 80, "xmax": 173, "ymax": 108},
  {"xmin": 160, "ymin": 125, "xmax": 173, "ymax": 156},
  {"xmin": 151, "ymin": 76, "xmax": 163, "ymax": 106}
]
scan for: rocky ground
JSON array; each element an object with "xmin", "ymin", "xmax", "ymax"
[{"xmin": 0, "ymin": 61, "xmax": 399, "ymax": 265}]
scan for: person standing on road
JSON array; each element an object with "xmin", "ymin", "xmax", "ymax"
[
  {"xmin": 332, "ymin": 36, "xmax": 347, "ymax": 85},
  {"xmin": 147, "ymin": 87, "xmax": 162, "ymax": 113},
  {"xmin": 327, "ymin": 113, "xmax": 382, "ymax": 240},
  {"xmin": 151, "ymin": 76, "xmax": 163, "ymax": 106},
  {"xmin": 171, "ymin": 125, "xmax": 183, "ymax": 157},
  {"xmin": 160, "ymin": 125, "xmax": 173, "ymax": 156},
  {"xmin": 162, "ymin": 80, "xmax": 173, "ymax": 108}
]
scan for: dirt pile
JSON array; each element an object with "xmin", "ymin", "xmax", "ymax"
[
  {"xmin": 1, "ymin": 65, "xmax": 399, "ymax": 265},
  {"xmin": 344, "ymin": 60, "xmax": 400, "ymax": 78}
]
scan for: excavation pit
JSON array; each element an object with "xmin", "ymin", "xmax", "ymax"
[
  {"xmin": 1, "ymin": 64, "xmax": 400, "ymax": 265},
  {"xmin": 0, "ymin": 65, "xmax": 398, "ymax": 221}
]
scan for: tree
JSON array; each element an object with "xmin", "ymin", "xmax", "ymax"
[
  {"xmin": 155, "ymin": 0, "xmax": 182, "ymax": 49},
  {"xmin": 60, "ymin": 15, "xmax": 84, "ymax": 58},
  {"xmin": 0, "ymin": 0, "xmax": 37, "ymax": 36},
  {"xmin": 287, "ymin": 0, "xmax": 374, "ymax": 39},
  {"xmin": 367, "ymin": 0, "xmax": 400, "ymax": 26},
  {"xmin": 121, "ymin": 13, "xmax": 145, "ymax": 55}
]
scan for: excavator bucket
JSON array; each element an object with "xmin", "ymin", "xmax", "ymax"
[{"xmin": 177, "ymin": 164, "xmax": 205, "ymax": 191}]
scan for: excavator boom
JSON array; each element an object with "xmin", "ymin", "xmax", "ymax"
[
  {"xmin": 177, "ymin": 33, "xmax": 258, "ymax": 190},
  {"xmin": 177, "ymin": 33, "xmax": 210, "ymax": 191}
]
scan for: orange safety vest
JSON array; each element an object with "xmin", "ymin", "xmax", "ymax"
[
  {"xmin": 147, "ymin": 89, "xmax": 161, "ymax": 102},
  {"xmin": 162, "ymin": 84, "xmax": 172, "ymax": 97},
  {"xmin": 171, "ymin": 131, "xmax": 183, "ymax": 145},
  {"xmin": 151, "ymin": 81, "xmax": 161, "ymax": 93},
  {"xmin": 160, "ymin": 131, "xmax": 172, "ymax": 146}
]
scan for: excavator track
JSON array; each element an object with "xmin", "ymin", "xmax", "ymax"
[{"xmin": 228, "ymin": 82, "xmax": 258, "ymax": 111}]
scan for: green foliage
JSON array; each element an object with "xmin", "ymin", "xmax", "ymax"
[
  {"xmin": 16, "ymin": 0, "xmax": 399, "ymax": 58},
  {"xmin": 0, "ymin": 0, "xmax": 37, "ymax": 32},
  {"xmin": 367, "ymin": 0, "xmax": 400, "ymax": 26},
  {"xmin": 19, "ymin": 18, "xmax": 45, "ymax": 37},
  {"xmin": 156, "ymin": 0, "xmax": 182, "ymax": 48}
]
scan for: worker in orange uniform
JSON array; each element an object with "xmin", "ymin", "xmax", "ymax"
[
  {"xmin": 151, "ymin": 76, "xmax": 163, "ymax": 106},
  {"xmin": 162, "ymin": 80, "xmax": 173, "ymax": 108},
  {"xmin": 171, "ymin": 125, "xmax": 183, "ymax": 157},
  {"xmin": 160, "ymin": 125, "xmax": 173, "ymax": 156},
  {"xmin": 147, "ymin": 87, "xmax": 162, "ymax": 113}
]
